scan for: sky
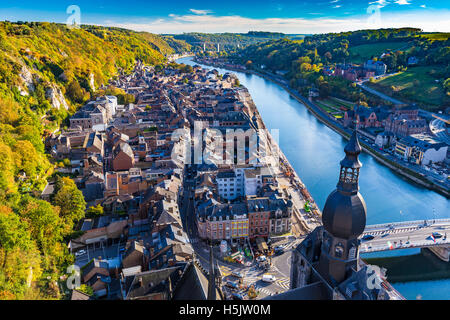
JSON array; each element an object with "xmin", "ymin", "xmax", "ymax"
[{"xmin": 0, "ymin": 0, "xmax": 449, "ymax": 34}]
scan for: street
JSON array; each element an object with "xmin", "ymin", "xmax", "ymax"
[{"xmin": 180, "ymin": 165, "xmax": 300, "ymax": 299}]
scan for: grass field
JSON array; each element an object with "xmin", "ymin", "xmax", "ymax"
[
  {"xmin": 367, "ymin": 66, "xmax": 447, "ymax": 110},
  {"xmin": 315, "ymin": 99, "xmax": 347, "ymax": 119},
  {"xmin": 417, "ymin": 33, "xmax": 450, "ymax": 41},
  {"xmin": 349, "ymin": 41, "xmax": 411, "ymax": 63}
]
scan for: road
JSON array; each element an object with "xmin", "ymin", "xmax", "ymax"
[
  {"xmin": 360, "ymin": 222, "xmax": 450, "ymax": 253},
  {"xmin": 357, "ymin": 79, "xmax": 405, "ymax": 105}
]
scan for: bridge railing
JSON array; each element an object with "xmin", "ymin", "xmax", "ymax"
[{"xmin": 363, "ymin": 218, "xmax": 450, "ymax": 232}]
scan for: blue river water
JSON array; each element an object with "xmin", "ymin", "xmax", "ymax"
[{"xmin": 178, "ymin": 57, "xmax": 450, "ymax": 300}]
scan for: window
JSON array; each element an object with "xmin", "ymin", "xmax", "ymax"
[{"xmin": 334, "ymin": 243, "xmax": 344, "ymax": 258}]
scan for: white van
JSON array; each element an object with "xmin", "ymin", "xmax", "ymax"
[{"xmin": 262, "ymin": 274, "xmax": 276, "ymax": 283}]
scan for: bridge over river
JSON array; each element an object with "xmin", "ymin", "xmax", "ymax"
[{"xmin": 360, "ymin": 218, "xmax": 450, "ymax": 262}]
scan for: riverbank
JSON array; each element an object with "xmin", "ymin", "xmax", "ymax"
[{"xmin": 194, "ymin": 58, "xmax": 449, "ymax": 198}]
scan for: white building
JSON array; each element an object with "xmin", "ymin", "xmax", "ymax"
[
  {"xmin": 244, "ymin": 168, "xmax": 262, "ymax": 196},
  {"xmin": 395, "ymin": 134, "xmax": 448, "ymax": 165},
  {"xmin": 216, "ymin": 170, "xmax": 243, "ymax": 201},
  {"xmin": 216, "ymin": 166, "xmax": 262, "ymax": 200}
]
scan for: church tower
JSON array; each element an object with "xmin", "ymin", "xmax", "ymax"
[{"xmin": 318, "ymin": 131, "xmax": 367, "ymax": 285}]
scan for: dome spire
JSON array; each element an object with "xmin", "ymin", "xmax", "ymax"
[
  {"xmin": 337, "ymin": 131, "xmax": 362, "ymax": 195},
  {"xmin": 318, "ymin": 130, "xmax": 367, "ymax": 283},
  {"xmin": 321, "ymin": 129, "xmax": 367, "ymax": 240}
]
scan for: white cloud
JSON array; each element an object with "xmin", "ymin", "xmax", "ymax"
[
  {"xmin": 103, "ymin": 10, "xmax": 450, "ymax": 34},
  {"xmin": 394, "ymin": 0, "xmax": 411, "ymax": 4},
  {"xmin": 189, "ymin": 9, "xmax": 212, "ymax": 15},
  {"xmin": 330, "ymin": 0, "xmax": 340, "ymax": 3},
  {"xmin": 369, "ymin": 0, "xmax": 389, "ymax": 7},
  {"xmin": 420, "ymin": 4, "xmax": 426, "ymax": 8},
  {"xmin": 333, "ymin": 5, "xmax": 342, "ymax": 8}
]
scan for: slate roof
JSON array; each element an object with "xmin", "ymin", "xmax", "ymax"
[
  {"xmin": 400, "ymin": 134, "xmax": 447, "ymax": 151},
  {"xmin": 124, "ymin": 265, "xmax": 185, "ymax": 300},
  {"xmin": 114, "ymin": 142, "xmax": 134, "ymax": 158},
  {"xmin": 172, "ymin": 262, "xmax": 221, "ymax": 300}
]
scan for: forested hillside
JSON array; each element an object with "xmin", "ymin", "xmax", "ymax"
[
  {"xmin": 231, "ymin": 28, "xmax": 450, "ymax": 109},
  {"xmin": 0, "ymin": 21, "xmax": 188, "ymax": 299}
]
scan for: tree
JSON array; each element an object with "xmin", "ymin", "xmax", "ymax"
[
  {"xmin": 444, "ymin": 78, "xmax": 450, "ymax": 94},
  {"xmin": 0, "ymin": 205, "xmax": 42, "ymax": 299},
  {"xmin": 18, "ymin": 197, "xmax": 64, "ymax": 255},
  {"xmin": 66, "ymin": 80, "xmax": 88, "ymax": 104},
  {"xmin": 53, "ymin": 177, "xmax": 86, "ymax": 229},
  {"xmin": 13, "ymin": 140, "xmax": 42, "ymax": 179},
  {"xmin": 0, "ymin": 142, "xmax": 16, "ymax": 194},
  {"xmin": 86, "ymin": 204, "xmax": 104, "ymax": 218},
  {"xmin": 76, "ymin": 284, "xmax": 93, "ymax": 296}
]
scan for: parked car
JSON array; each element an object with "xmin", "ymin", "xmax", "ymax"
[
  {"xmin": 274, "ymin": 246, "xmax": 284, "ymax": 255},
  {"xmin": 231, "ymin": 271, "xmax": 244, "ymax": 279},
  {"xmin": 232, "ymin": 292, "xmax": 244, "ymax": 300},
  {"xmin": 261, "ymin": 274, "xmax": 276, "ymax": 283},
  {"xmin": 361, "ymin": 234, "xmax": 374, "ymax": 241},
  {"xmin": 225, "ymin": 281, "xmax": 239, "ymax": 289},
  {"xmin": 432, "ymin": 232, "xmax": 443, "ymax": 239},
  {"xmin": 75, "ymin": 249, "xmax": 86, "ymax": 257},
  {"xmin": 256, "ymin": 255, "xmax": 266, "ymax": 262}
]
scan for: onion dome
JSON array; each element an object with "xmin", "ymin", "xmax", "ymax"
[{"xmin": 322, "ymin": 131, "xmax": 367, "ymax": 239}]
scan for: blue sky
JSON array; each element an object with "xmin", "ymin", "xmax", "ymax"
[{"xmin": 1, "ymin": 0, "xmax": 449, "ymax": 33}]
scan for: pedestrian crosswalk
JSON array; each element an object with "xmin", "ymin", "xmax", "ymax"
[
  {"xmin": 365, "ymin": 227, "xmax": 419, "ymax": 236},
  {"xmin": 253, "ymin": 285, "xmax": 273, "ymax": 297}
]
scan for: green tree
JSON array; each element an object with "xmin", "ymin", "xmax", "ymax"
[
  {"xmin": 76, "ymin": 284, "xmax": 93, "ymax": 296},
  {"xmin": 53, "ymin": 177, "xmax": 86, "ymax": 229},
  {"xmin": 86, "ymin": 204, "xmax": 104, "ymax": 218},
  {"xmin": 66, "ymin": 80, "xmax": 88, "ymax": 104}
]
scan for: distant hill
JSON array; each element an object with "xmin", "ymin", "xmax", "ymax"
[{"xmin": 168, "ymin": 31, "xmax": 289, "ymax": 52}]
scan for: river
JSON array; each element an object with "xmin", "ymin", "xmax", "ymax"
[{"xmin": 177, "ymin": 57, "xmax": 450, "ymax": 300}]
